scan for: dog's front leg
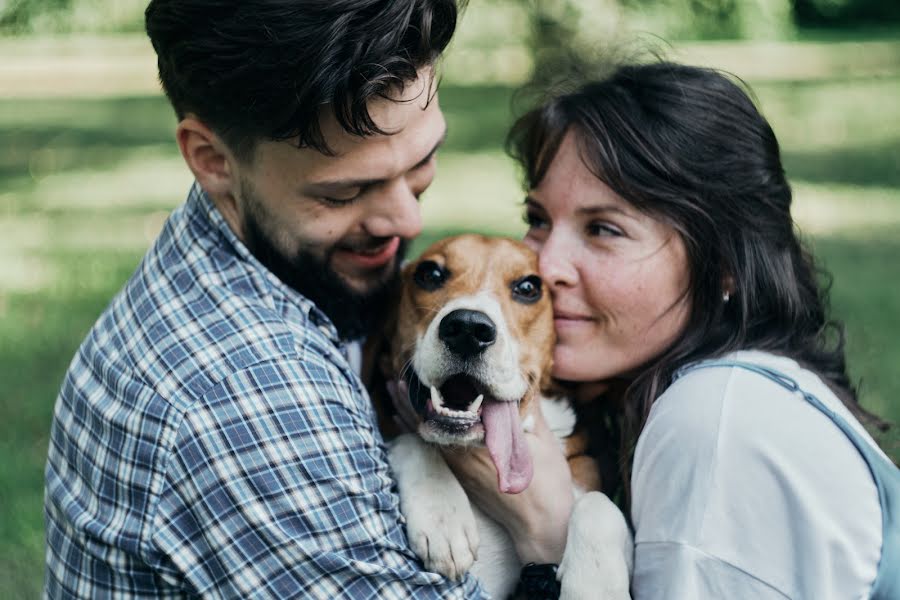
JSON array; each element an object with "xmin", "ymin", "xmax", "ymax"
[
  {"xmin": 389, "ymin": 433, "xmax": 479, "ymax": 580},
  {"xmin": 558, "ymin": 491, "xmax": 633, "ymax": 600}
]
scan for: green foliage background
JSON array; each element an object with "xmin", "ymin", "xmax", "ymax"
[{"xmin": 1, "ymin": 2, "xmax": 899, "ymax": 598}]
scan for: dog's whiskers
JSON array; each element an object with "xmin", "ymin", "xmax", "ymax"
[{"xmin": 398, "ymin": 359, "xmax": 421, "ymax": 405}]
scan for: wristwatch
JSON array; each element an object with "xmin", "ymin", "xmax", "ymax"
[{"xmin": 512, "ymin": 562, "xmax": 560, "ymax": 600}]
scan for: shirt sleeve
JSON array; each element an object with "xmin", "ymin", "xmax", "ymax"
[{"xmin": 149, "ymin": 355, "xmax": 484, "ymax": 599}]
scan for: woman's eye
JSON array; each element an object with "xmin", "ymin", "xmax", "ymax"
[
  {"xmin": 511, "ymin": 275, "xmax": 543, "ymax": 304},
  {"xmin": 587, "ymin": 222, "xmax": 623, "ymax": 237},
  {"xmin": 413, "ymin": 260, "xmax": 449, "ymax": 291},
  {"xmin": 523, "ymin": 210, "xmax": 547, "ymax": 229}
]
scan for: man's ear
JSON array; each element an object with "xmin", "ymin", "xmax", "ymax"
[{"xmin": 175, "ymin": 117, "xmax": 236, "ymax": 197}]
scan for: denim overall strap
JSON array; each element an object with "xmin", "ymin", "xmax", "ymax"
[{"xmin": 677, "ymin": 360, "xmax": 900, "ymax": 600}]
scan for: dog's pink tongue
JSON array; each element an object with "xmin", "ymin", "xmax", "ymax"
[{"xmin": 482, "ymin": 399, "xmax": 533, "ymax": 494}]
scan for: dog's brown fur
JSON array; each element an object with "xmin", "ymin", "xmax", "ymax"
[{"xmin": 364, "ymin": 234, "xmax": 605, "ymax": 494}]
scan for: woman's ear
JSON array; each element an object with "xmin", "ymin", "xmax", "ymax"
[
  {"xmin": 722, "ymin": 273, "xmax": 736, "ymax": 302},
  {"xmin": 175, "ymin": 117, "xmax": 236, "ymax": 198}
]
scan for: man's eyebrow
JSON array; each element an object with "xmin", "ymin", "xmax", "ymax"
[
  {"xmin": 412, "ymin": 127, "xmax": 447, "ymax": 169},
  {"xmin": 306, "ymin": 127, "xmax": 448, "ymax": 191}
]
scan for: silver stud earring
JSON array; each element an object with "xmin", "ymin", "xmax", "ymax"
[{"xmin": 723, "ymin": 290, "xmax": 731, "ymax": 303}]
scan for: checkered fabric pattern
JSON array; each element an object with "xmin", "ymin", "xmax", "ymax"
[{"xmin": 44, "ymin": 182, "xmax": 485, "ymax": 599}]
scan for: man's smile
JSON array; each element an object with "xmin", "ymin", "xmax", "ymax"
[{"xmin": 336, "ymin": 236, "xmax": 401, "ymax": 269}]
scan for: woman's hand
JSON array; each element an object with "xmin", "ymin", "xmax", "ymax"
[{"xmin": 441, "ymin": 409, "xmax": 574, "ymax": 565}]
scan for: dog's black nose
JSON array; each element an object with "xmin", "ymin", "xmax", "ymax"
[{"xmin": 439, "ymin": 309, "xmax": 497, "ymax": 358}]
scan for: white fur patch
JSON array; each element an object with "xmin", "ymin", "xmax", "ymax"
[
  {"xmin": 540, "ymin": 395, "xmax": 577, "ymax": 439},
  {"xmin": 412, "ymin": 292, "xmax": 528, "ymax": 402},
  {"xmin": 521, "ymin": 414, "xmax": 535, "ymax": 433},
  {"xmin": 558, "ymin": 491, "xmax": 634, "ymax": 599},
  {"xmin": 388, "ymin": 434, "xmax": 479, "ymax": 580}
]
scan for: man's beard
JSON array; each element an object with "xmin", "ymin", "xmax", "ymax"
[{"xmin": 240, "ymin": 191, "xmax": 405, "ymax": 342}]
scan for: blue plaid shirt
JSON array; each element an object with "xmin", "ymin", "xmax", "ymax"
[{"xmin": 44, "ymin": 183, "xmax": 485, "ymax": 599}]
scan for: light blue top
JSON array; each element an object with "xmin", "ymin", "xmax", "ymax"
[
  {"xmin": 678, "ymin": 358, "xmax": 899, "ymax": 599},
  {"xmin": 631, "ymin": 350, "xmax": 895, "ymax": 599}
]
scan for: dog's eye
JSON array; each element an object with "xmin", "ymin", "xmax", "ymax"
[
  {"xmin": 511, "ymin": 275, "xmax": 542, "ymax": 304},
  {"xmin": 413, "ymin": 260, "xmax": 449, "ymax": 291}
]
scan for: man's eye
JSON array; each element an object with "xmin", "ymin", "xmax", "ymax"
[
  {"xmin": 321, "ymin": 194, "xmax": 361, "ymax": 208},
  {"xmin": 511, "ymin": 275, "xmax": 542, "ymax": 304},
  {"xmin": 413, "ymin": 260, "xmax": 449, "ymax": 291}
]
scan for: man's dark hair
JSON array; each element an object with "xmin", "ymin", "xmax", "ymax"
[{"xmin": 145, "ymin": 0, "xmax": 462, "ymax": 160}]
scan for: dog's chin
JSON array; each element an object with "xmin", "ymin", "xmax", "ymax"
[
  {"xmin": 404, "ymin": 369, "xmax": 522, "ymax": 446},
  {"xmin": 419, "ymin": 421, "xmax": 486, "ymax": 446}
]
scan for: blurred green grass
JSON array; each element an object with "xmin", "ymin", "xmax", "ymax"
[{"xmin": 2, "ymin": 43, "xmax": 900, "ymax": 598}]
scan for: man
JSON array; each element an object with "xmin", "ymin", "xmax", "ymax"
[{"xmin": 43, "ymin": 1, "xmax": 486, "ymax": 596}]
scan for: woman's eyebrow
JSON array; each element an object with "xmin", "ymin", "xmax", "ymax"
[
  {"xmin": 523, "ymin": 196, "xmax": 544, "ymax": 209},
  {"xmin": 575, "ymin": 203, "xmax": 636, "ymax": 219},
  {"xmin": 525, "ymin": 196, "xmax": 634, "ymax": 219}
]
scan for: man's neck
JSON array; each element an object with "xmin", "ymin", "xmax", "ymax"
[{"xmin": 206, "ymin": 187, "xmax": 246, "ymax": 243}]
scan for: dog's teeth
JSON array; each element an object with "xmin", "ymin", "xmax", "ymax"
[
  {"xmin": 430, "ymin": 386, "xmax": 444, "ymax": 410},
  {"xmin": 428, "ymin": 385, "xmax": 481, "ymax": 420},
  {"xmin": 470, "ymin": 394, "xmax": 484, "ymax": 413}
]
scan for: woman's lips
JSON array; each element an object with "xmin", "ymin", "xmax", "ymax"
[
  {"xmin": 553, "ymin": 309, "xmax": 593, "ymax": 321},
  {"xmin": 553, "ymin": 309, "xmax": 595, "ymax": 329}
]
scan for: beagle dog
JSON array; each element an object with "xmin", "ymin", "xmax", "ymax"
[{"xmin": 365, "ymin": 234, "xmax": 633, "ymax": 599}]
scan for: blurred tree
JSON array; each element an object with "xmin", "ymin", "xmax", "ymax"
[
  {"xmin": 617, "ymin": 0, "xmax": 794, "ymax": 39},
  {"xmin": 1, "ymin": 0, "xmax": 72, "ymax": 34},
  {"xmin": 792, "ymin": 0, "xmax": 900, "ymax": 27},
  {"xmin": 512, "ymin": 0, "xmax": 796, "ymax": 87},
  {"xmin": 0, "ymin": 0, "xmax": 145, "ymax": 34},
  {"xmin": 523, "ymin": 0, "xmax": 594, "ymax": 86}
]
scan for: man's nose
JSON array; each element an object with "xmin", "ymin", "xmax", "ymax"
[{"xmin": 363, "ymin": 178, "xmax": 423, "ymax": 240}]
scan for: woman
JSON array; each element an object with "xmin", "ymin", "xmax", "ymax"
[{"xmin": 446, "ymin": 62, "xmax": 899, "ymax": 599}]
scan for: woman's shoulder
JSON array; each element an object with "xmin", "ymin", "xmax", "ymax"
[
  {"xmin": 669, "ymin": 349, "xmax": 810, "ymax": 393},
  {"xmin": 659, "ymin": 349, "xmax": 878, "ymax": 447},
  {"xmin": 638, "ymin": 349, "xmax": 869, "ymax": 463},
  {"xmin": 632, "ymin": 347, "xmax": 882, "ymax": 526},
  {"xmin": 631, "ymin": 349, "xmax": 883, "ymax": 598},
  {"xmin": 635, "ymin": 351, "xmax": 794, "ymax": 448}
]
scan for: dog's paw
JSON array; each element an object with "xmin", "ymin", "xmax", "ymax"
[
  {"xmin": 404, "ymin": 485, "xmax": 479, "ymax": 580},
  {"xmin": 389, "ymin": 434, "xmax": 479, "ymax": 580},
  {"xmin": 558, "ymin": 491, "xmax": 633, "ymax": 600}
]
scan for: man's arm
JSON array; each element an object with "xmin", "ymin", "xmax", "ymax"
[{"xmin": 148, "ymin": 355, "xmax": 484, "ymax": 598}]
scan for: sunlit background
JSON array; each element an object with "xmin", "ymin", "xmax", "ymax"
[{"xmin": 2, "ymin": 0, "xmax": 899, "ymax": 596}]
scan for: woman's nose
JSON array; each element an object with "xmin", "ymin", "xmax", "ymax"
[{"xmin": 538, "ymin": 232, "xmax": 579, "ymax": 288}]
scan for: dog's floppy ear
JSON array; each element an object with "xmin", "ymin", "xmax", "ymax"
[
  {"xmin": 539, "ymin": 359, "xmax": 564, "ymax": 399},
  {"xmin": 362, "ymin": 288, "xmax": 403, "ymax": 439}
]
